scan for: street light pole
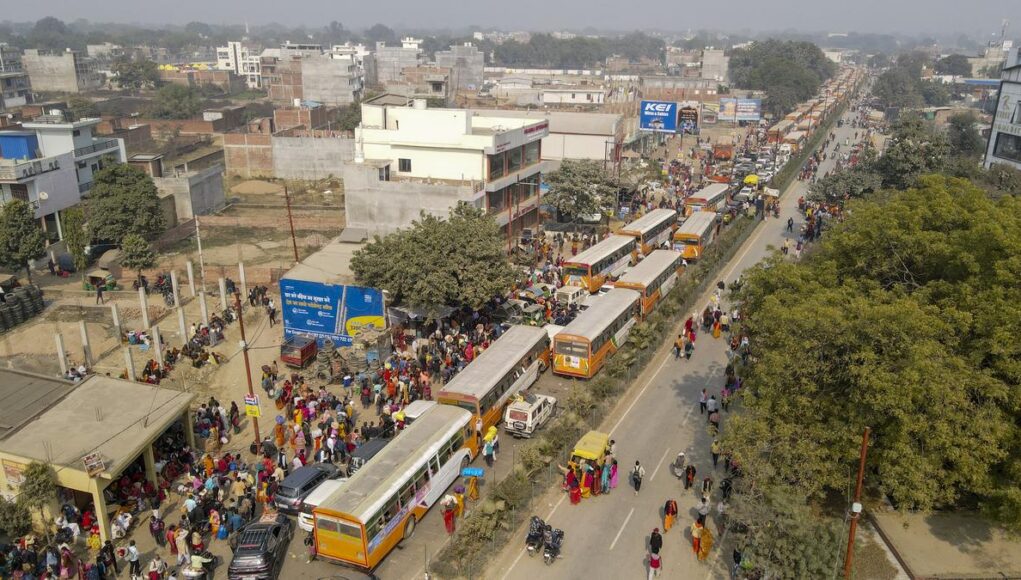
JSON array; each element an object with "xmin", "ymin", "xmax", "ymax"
[
  {"xmin": 283, "ymin": 185, "xmax": 300, "ymax": 263},
  {"xmin": 234, "ymin": 292, "xmax": 261, "ymax": 455},
  {"xmin": 843, "ymin": 426, "xmax": 871, "ymax": 578}
]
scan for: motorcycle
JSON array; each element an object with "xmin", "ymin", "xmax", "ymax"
[
  {"xmin": 181, "ymin": 550, "xmax": 217, "ymax": 580},
  {"xmin": 526, "ymin": 515, "xmax": 546, "ymax": 557},
  {"xmin": 543, "ymin": 527, "xmax": 564, "ymax": 565}
]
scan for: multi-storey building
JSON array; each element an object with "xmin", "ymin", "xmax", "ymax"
[
  {"xmin": 21, "ymin": 49, "xmax": 103, "ymax": 93},
  {"xmin": 215, "ymin": 41, "xmax": 263, "ymax": 89}
]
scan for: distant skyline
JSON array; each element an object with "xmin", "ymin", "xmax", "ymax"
[{"xmin": 1, "ymin": 0, "xmax": 1017, "ymax": 37}]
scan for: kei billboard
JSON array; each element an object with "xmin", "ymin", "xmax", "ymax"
[{"xmin": 639, "ymin": 100, "xmax": 678, "ymax": 133}]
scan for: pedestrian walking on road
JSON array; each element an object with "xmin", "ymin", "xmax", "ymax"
[
  {"xmin": 648, "ymin": 552, "xmax": 662, "ymax": 579},
  {"xmin": 705, "ymin": 396, "xmax": 718, "ymax": 419},
  {"xmin": 673, "ymin": 334, "xmax": 684, "ymax": 360},
  {"xmin": 787, "ymin": 217, "xmax": 794, "ymax": 232},
  {"xmin": 691, "ymin": 520, "xmax": 704, "ymax": 555},
  {"xmin": 684, "ymin": 464, "xmax": 696, "ymax": 490},
  {"xmin": 708, "ymin": 410, "xmax": 721, "ymax": 434},
  {"xmin": 650, "ymin": 528, "xmax": 663, "ymax": 555},
  {"xmin": 702, "ymin": 476, "xmax": 714, "ymax": 497},
  {"xmin": 699, "ymin": 389, "xmax": 708, "ymax": 415},
  {"xmin": 664, "ymin": 499, "xmax": 678, "ymax": 532},
  {"xmin": 631, "ymin": 461, "xmax": 646, "ymax": 495},
  {"xmin": 697, "ymin": 497, "xmax": 711, "ymax": 525},
  {"xmin": 95, "ymin": 285, "xmax": 104, "ymax": 305},
  {"xmin": 710, "ymin": 439, "xmax": 721, "ymax": 468}
]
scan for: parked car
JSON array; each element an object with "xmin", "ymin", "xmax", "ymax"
[
  {"xmin": 227, "ymin": 512, "xmax": 293, "ymax": 580},
  {"xmin": 348, "ymin": 438, "xmax": 391, "ymax": 475},
  {"xmin": 273, "ymin": 463, "xmax": 343, "ymax": 515},
  {"xmin": 504, "ymin": 393, "xmax": 558, "ymax": 438}
]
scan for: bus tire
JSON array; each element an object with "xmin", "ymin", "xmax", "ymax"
[{"xmin": 403, "ymin": 516, "xmax": 417, "ymax": 542}]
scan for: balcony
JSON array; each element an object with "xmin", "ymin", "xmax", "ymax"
[
  {"xmin": 0, "ymin": 158, "xmax": 61, "ymax": 182},
  {"xmin": 73, "ymin": 139, "xmax": 119, "ymax": 158}
]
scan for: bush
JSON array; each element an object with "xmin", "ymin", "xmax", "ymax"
[{"xmin": 566, "ymin": 384, "xmax": 596, "ymax": 416}]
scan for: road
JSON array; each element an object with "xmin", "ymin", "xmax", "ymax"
[{"xmin": 486, "ymin": 106, "xmax": 870, "ymax": 580}]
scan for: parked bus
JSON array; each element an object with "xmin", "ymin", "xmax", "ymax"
[
  {"xmin": 553, "ymin": 288, "xmax": 641, "ymax": 378},
  {"xmin": 562, "ymin": 235, "xmax": 637, "ymax": 293},
  {"xmin": 436, "ymin": 325, "xmax": 550, "ymax": 449},
  {"xmin": 617, "ymin": 208, "xmax": 678, "ymax": 256},
  {"xmin": 313, "ymin": 405, "xmax": 474, "ymax": 571},
  {"xmin": 673, "ymin": 211, "xmax": 717, "ymax": 262},
  {"xmin": 614, "ymin": 250, "xmax": 684, "ymax": 317},
  {"xmin": 683, "ymin": 183, "xmax": 729, "ymax": 216}
]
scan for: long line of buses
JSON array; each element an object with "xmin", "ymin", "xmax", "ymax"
[{"xmin": 310, "ymin": 183, "xmax": 730, "ymax": 572}]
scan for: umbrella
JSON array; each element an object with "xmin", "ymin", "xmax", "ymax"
[{"xmin": 743, "ymin": 174, "xmax": 759, "ymax": 185}]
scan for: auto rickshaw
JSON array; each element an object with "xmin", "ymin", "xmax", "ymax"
[
  {"xmin": 83, "ymin": 269, "xmax": 117, "ymax": 291},
  {"xmin": 571, "ymin": 430, "xmax": 610, "ymax": 466}
]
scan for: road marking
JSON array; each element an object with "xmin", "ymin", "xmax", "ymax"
[
  {"xmin": 610, "ymin": 355, "xmax": 671, "ymax": 435},
  {"xmin": 609, "ymin": 507, "xmax": 635, "ymax": 551},
  {"xmin": 546, "ymin": 493, "xmax": 567, "ymax": 520},
  {"xmin": 650, "ymin": 448, "xmax": 671, "ymax": 481},
  {"xmin": 500, "ymin": 545, "xmax": 527, "ymax": 580}
]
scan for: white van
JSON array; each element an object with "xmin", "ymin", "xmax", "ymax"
[
  {"xmin": 503, "ymin": 393, "xmax": 558, "ymax": 438},
  {"xmin": 298, "ymin": 478, "xmax": 347, "ymax": 532}
]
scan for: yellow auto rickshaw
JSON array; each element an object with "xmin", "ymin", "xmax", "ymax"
[{"xmin": 571, "ymin": 430, "xmax": 610, "ymax": 465}]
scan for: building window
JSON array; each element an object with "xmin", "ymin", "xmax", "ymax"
[
  {"xmin": 507, "ymin": 147, "xmax": 523, "ymax": 173},
  {"xmin": 398, "ymin": 158, "xmax": 412, "ymax": 172},
  {"xmin": 72, "ymin": 130, "xmax": 80, "ymax": 137},
  {"xmin": 1012, "ymin": 102, "xmax": 1021, "ymax": 125},
  {"xmin": 525, "ymin": 141, "xmax": 540, "ymax": 166},
  {"xmin": 489, "ymin": 153, "xmax": 505, "ymax": 180},
  {"xmin": 993, "ymin": 133, "xmax": 1021, "ymax": 163},
  {"xmin": 378, "ymin": 164, "xmax": 391, "ymax": 181}
]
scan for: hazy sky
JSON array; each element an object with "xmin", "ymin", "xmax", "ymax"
[{"xmin": 4, "ymin": 0, "xmax": 1017, "ymax": 36}]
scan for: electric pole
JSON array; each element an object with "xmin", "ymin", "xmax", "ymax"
[
  {"xmin": 843, "ymin": 426, "xmax": 871, "ymax": 578},
  {"xmin": 283, "ymin": 185, "xmax": 300, "ymax": 263},
  {"xmin": 234, "ymin": 292, "xmax": 261, "ymax": 455}
]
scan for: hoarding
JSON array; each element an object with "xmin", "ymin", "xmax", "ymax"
[
  {"xmin": 678, "ymin": 107, "xmax": 699, "ymax": 134},
  {"xmin": 701, "ymin": 102, "xmax": 719, "ymax": 124},
  {"xmin": 639, "ymin": 100, "xmax": 678, "ymax": 133},
  {"xmin": 279, "ymin": 279, "xmax": 386, "ymax": 347},
  {"xmin": 719, "ymin": 98, "xmax": 763, "ymax": 122}
]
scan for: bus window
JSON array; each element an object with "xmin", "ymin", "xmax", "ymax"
[
  {"xmin": 365, "ymin": 512, "xmax": 383, "ymax": 543},
  {"xmin": 383, "ymin": 497, "xmax": 400, "ymax": 523},
  {"xmin": 439, "ymin": 442, "xmax": 454, "ymax": 465},
  {"xmin": 399, "ymin": 483, "xmax": 415, "ymax": 508},
  {"xmin": 430, "ymin": 455, "xmax": 441, "ymax": 475}
]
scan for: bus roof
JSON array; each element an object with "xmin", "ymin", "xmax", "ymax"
[
  {"xmin": 689, "ymin": 183, "xmax": 729, "ymax": 200},
  {"xmin": 555, "ymin": 288, "xmax": 640, "ymax": 341},
  {"xmin": 618, "ymin": 208, "xmax": 677, "ymax": 237},
  {"xmin": 616, "ymin": 250, "xmax": 682, "ymax": 288},
  {"xmin": 676, "ymin": 212, "xmax": 716, "ymax": 236},
  {"xmin": 316, "ymin": 405, "xmax": 472, "ymax": 520},
  {"xmin": 437, "ymin": 325, "xmax": 548, "ymax": 401},
  {"xmin": 565, "ymin": 235, "xmax": 635, "ymax": 266}
]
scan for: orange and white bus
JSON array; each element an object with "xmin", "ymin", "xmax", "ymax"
[
  {"xmin": 617, "ymin": 208, "xmax": 678, "ymax": 256},
  {"xmin": 436, "ymin": 325, "xmax": 550, "ymax": 446},
  {"xmin": 683, "ymin": 183, "xmax": 729, "ymax": 216},
  {"xmin": 313, "ymin": 405, "xmax": 474, "ymax": 571},
  {"xmin": 673, "ymin": 211, "xmax": 717, "ymax": 262},
  {"xmin": 553, "ymin": 288, "xmax": 641, "ymax": 378},
  {"xmin": 614, "ymin": 250, "xmax": 684, "ymax": 317},
  {"xmin": 562, "ymin": 235, "xmax": 637, "ymax": 293}
]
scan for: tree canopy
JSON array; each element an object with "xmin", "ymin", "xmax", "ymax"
[
  {"xmin": 491, "ymin": 33, "xmax": 664, "ymax": 68},
  {"xmin": 351, "ymin": 203, "xmax": 516, "ymax": 314},
  {"xmin": 67, "ymin": 95, "xmax": 99, "ymax": 120},
  {"xmin": 947, "ymin": 111, "xmax": 985, "ymax": 158},
  {"xmin": 935, "ymin": 53, "xmax": 972, "ymax": 76},
  {"xmin": 543, "ymin": 159, "xmax": 617, "ymax": 220},
  {"xmin": 112, "ymin": 57, "xmax": 160, "ymax": 91},
  {"xmin": 727, "ymin": 174, "xmax": 1021, "ymax": 531},
  {"xmin": 729, "ymin": 39, "xmax": 836, "ymax": 117},
  {"xmin": 61, "ymin": 207, "xmax": 89, "ymax": 274},
  {"xmin": 20, "ymin": 462, "xmax": 56, "ymax": 540},
  {"xmin": 147, "ymin": 84, "xmax": 202, "ymax": 120},
  {"xmin": 120, "ymin": 234, "xmax": 156, "ymax": 276},
  {"xmin": 875, "ymin": 114, "xmax": 950, "ymax": 189},
  {"xmin": 0, "ymin": 200, "xmax": 46, "ymax": 282},
  {"xmin": 86, "ymin": 164, "xmax": 166, "ymax": 243},
  {"xmin": 873, "ymin": 54, "xmax": 953, "ymax": 109}
]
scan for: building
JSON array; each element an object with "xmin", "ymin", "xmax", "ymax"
[
  {"xmin": 300, "ymin": 54, "xmax": 363, "ymax": 105},
  {"xmin": 385, "ymin": 66, "xmax": 454, "ymax": 104},
  {"xmin": 373, "ymin": 38, "xmax": 424, "ymax": 85},
  {"xmin": 152, "ymin": 162, "xmax": 227, "ymax": 222},
  {"xmin": 348, "ymin": 95, "xmax": 548, "ymax": 238},
  {"xmin": 970, "ymin": 40, "xmax": 1014, "ymax": 78},
  {"xmin": 0, "ymin": 43, "xmax": 24, "ymax": 73},
  {"xmin": 273, "ymin": 101, "xmax": 331, "ymax": 131},
  {"xmin": 984, "ymin": 63, "xmax": 1021, "ymax": 171},
  {"xmin": 540, "ymin": 86, "xmax": 607, "ymax": 106},
  {"xmin": 434, "ymin": 43, "xmax": 485, "ymax": 90},
  {"xmin": 701, "ymin": 49, "xmax": 730, "ymax": 82},
  {"xmin": 85, "ymin": 42, "xmax": 122, "ymax": 60},
  {"xmin": 1, "ymin": 112, "xmax": 126, "ymax": 238},
  {"xmin": 0, "ymin": 370, "xmax": 194, "ymax": 542},
  {"xmin": 0, "ymin": 72, "xmax": 32, "ymax": 112},
  {"xmin": 158, "ymin": 67, "xmax": 243, "ymax": 94},
  {"xmin": 468, "ymin": 109, "xmax": 623, "ymax": 163},
  {"xmin": 215, "ymin": 41, "xmax": 263, "ymax": 89},
  {"xmin": 21, "ymin": 49, "xmax": 103, "ymax": 93}
]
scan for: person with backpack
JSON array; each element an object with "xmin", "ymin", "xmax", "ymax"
[{"xmin": 631, "ymin": 461, "xmax": 646, "ymax": 496}]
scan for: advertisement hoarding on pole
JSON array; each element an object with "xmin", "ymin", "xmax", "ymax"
[
  {"xmin": 639, "ymin": 100, "xmax": 678, "ymax": 133},
  {"xmin": 719, "ymin": 98, "xmax": 763, "ymax": 122},
  {"xmin": 279, "ymin": 278, "xmax": 386, "ymax": 347}
]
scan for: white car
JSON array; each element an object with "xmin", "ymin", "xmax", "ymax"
[{"xmin": 504, "ymin": 393, "xmax": 558, "ymax": 438}]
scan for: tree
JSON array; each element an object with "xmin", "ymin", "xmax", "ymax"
[
  {"xmin": 112, "ymin": 57, "xmax": 160, "ymax": 91},
  {"xmin": 935, "ymin": 53, "xmax": 972, "ymax": 76},
  {"xmin": 0, "ymin": 496, "xmax": 32, "ymax": 539},
  {"xmin": 120, "ymin": 234, "xmax": 156, "ymax": 279},
  {"xmin": 807, "ymin": 164, "xmax": 882, "ymax": 204},
  {"xmin": 875, "ymin": 115, "xmax": 950, "ymax": 189},
  {"xmin": 20, "ymin": 462, "xmax": 56, "ymax": 541},
  {"xmin": 333, "ymin": 102, "xmax": 361, "ymax": 131},
  {"xmin": 727, "ymin": 175, "xmax": 1021, "ymax": 530},
  {"xmin": 0, "ymin": 200, "xmax": 47, "ymax": 283},
  {"xmin": 86, "ymin": 164, "xmax": 166, "ymax": 243},
  {"xmin": 872, "ymin": 67, "xmax": 923, "ymax": 109},
  {"xmin": 947, "ymin": 112, "xmax": 985, "ymax": 158},
  {"xmin": 147, "ymin": 84, "xmax": 202, "ymax": 120},
  {"xmin": 543, "ymin": 159, "xmax": 617, "ymax": 220},
  {"xmin": 61, "ymin": 207, "xmax": 89, "ymax": 274},
  {"xmin": 364, "ymin": 23, "xmax": 397, "ymax": 46},
  {"xmin": 919, "ymin": 81, "xmax": 950, "ymax": 106},
  {"xmin": 67, "ymin": 95, "xmax": 99, "ymax": 120},
  {"xmin": 351, "ymin": 203, "xmax": 516, "ymax": 314},
  {"xmin": 729, "ymin": 39, "xmax": 836, "ymax": 116}
]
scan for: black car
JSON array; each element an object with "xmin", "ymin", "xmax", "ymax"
[
  {"xmin": 227, "ymin": 512, "xmax": 293, "ymax": 580},
  {"xmin": 273, "ymin": 463, "xmax": 343, "ymax": 515}
]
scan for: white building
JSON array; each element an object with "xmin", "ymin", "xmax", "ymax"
[
  {"xmin": 1, "ymin": 112, "xmax": 127, "ymax": 239},
  {"xmin": 468, "ymin": 109, "xmax": 623, "ymax": 163},
  {"xmin": 540, "ymin": 87, "xmax": 607, "ymax": 106},
  {"xmin": 347, "ymin": 95, "xmax": 549, "ymax": 238},
  {"xmin": 984, "ymin": 63, "xmax": 1021, "ymax": 171},
  {"xmin": 216, "ymin": 41, "xmax": 262, "ymax": 89}
]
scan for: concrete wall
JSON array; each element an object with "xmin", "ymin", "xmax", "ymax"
[
  {"xmin": 22, "ymin": 50, "xmax": 79, "ymax": 93},
  {"xmin": 31, "ymin": 152, "xmax": 80, "ymax": 218},
  {"xmin": 223, "ymin": 132, "xmax": 273, "ymax": 177},
  {"xmin": 541, "ymin": 133, "xmax": 613, "ymax": 161},
  {"xmin": 342, "ymin": 162, "xmax": 477, "ymax": 234},
  {"xmin": 271, "ymin": 135, "xmax": 355, "ymax": 180},
  {"xmin": 153, "ymin": 164, "xmax": 226, "ymax": 221},
  {"xmin": 301, "ymin": 58, "xmax": 359, "ymax": 105}
]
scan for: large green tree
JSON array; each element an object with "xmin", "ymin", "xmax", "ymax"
[
  {"xmin": 67, "ymin": 95, "xmax": 99, "ymax": 120},
  {"xmin": 60, "ymin": 207, "xmax": 90, "ymax": 274},
  {"xmin": 0, "ymin": 200, "xmax": 46, "ymax": 283},
  {"xmin": 351, "ymin": 203, "xmax": 516, "ymax": 314},
  {"xmin": 112, "ymin": 57, "xmax": 160, "ymax": 91},
  {"xmin": 86, "ymin": 164, "xmax": 166, "ymax": 243},
  {"xmin": 875, "ymin": 115, "xmax": 950, "ymax": 189},
  {"xmin": 0, "ymin": 496, "xmax": 32, "ymax": 539},
  {"xmin": 935, "ymin": 53, "xmax": 972, "ymax": 76},
  {"xmin": 947, "ymin": 111, "xmax": 985, "ymax": 158},
  {"xmin": 20, "ymin": 462, "xmax": 56, "ymax": 541},
  {"xmin": 147, "ymin": 84, "xmax": 202, "ymax": 120},
  {"xmin": 727, "ymin": 175, "xmax": 1021, "ymax": 529},
  {"xmin": 543, "ymin": 159, "xmax": 617, "ymax": 220},
  {"xmin": 120, "ymin": 234, "xmax": 156, "ymax": 278},
  {"xmin": 729, "ymin": 39, "xmax": 836, "ymax": 117},
  {"xmin": 807, "ymin": 164, "xmax": 882, "ymax": 205}
]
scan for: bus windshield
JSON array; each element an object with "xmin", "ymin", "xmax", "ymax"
[{"xmin": 562, "ymin": 265, "xmax": 589, "ymax": 278}]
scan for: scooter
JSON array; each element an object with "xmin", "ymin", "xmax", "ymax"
[
  {"xmin": 543, "ymin": 527, "xmax": 564, "ymax": 565},
  {"xmin": 526, "ymin": 515, "xmax": 546, "ymax": 557}
]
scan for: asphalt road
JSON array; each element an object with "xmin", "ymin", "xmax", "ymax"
[{"xmin": 487, "ymin": 107, "xmax": 870, "ymax": 580}]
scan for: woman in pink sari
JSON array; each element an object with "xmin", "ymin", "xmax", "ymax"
[{"xmin": 609, "ymin": 459, "xmax": 619, "ymax": 490}]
